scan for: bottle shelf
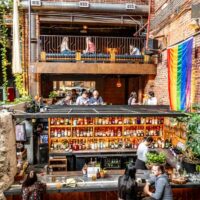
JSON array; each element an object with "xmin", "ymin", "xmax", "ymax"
[{"xmin": 48, "ymin": 117, "xmax": 165, "ymax": 152}]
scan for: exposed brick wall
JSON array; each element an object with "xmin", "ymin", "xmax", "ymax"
[
  {"xmin": 193, "ymin": 35, "xmax": 200, "ymax": 104},
  {"xmin": 151, "ymin": 1, "xmax": 200, "ymax": 105}
]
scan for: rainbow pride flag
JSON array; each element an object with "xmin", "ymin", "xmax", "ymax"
[{"xmin": 167, "ymin": 37, "xmax": 193, "ymax": 111}]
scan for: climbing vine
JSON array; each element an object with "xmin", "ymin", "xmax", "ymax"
[
  {"xmin": 0, "ymin": 0, "xmax": 28, "ymax": 100},
  {"xmin": 14, "ymin": 73, "xmax": 27, "ymax": 96},
  {"xmin": 0, "ymin": 1, "xmax": 11, "ymax": 99}
]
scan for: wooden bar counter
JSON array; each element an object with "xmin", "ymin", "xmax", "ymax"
[{"xmin": 5, "ymin": 169, "xmax": 200, "ymax": 200}]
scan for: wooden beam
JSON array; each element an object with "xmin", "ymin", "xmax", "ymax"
[{"xmin": 33, "ymin": 62, "xmax": 156, "ymax": 75}]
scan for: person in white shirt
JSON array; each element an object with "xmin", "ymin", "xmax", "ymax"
[
  {"xmin": 147, "ymin": 91, "xmax": 157, "ymax": 105},
  {"xmin": 135, "ymin": 136, "xmax": 153, "ymax": 170},
  {"xmin": 76, "ymin": 90, "xmax": 90, "ymax": 105},
  {"xmin": 130, "ymin": 44, "xmax": 141, "ymax": 56}
]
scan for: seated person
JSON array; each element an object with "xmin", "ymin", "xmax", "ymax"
[
  {"xmin": 89, "ymin": 90, "xmax": 104, "ymax": 105},
  {"xmin": 118, "ymin": 163, "xmax": 138, "ymax": 200},
  {"xmin": 60, "ymin": 37, "xmax": 74, "ymax": 54},
  {"xmin": 76, "ymin": 90, "xmax": 90, "ymax": 105},
  {"xmin": 55, "ymin": 94, "xmax": 73, "ymax": 105},
  {"xmin": 128, "ymin": 91, "xmax": 138, "ymax": 105},
  {"xmin": 143, "ymin": 164, "xmax": 173, "ymax": 200},
  {"xmin": 130, "ymin": 44, "xmax": 141, "ymax": 56},
  {"xmin": 71, "ymin": 89, "xmax": 79, "ymax": 104},
  {"xmin": 83, "ymin": 37, "xmax": 96, "ymax": 54},
  {"xmin": 146, "ymin": 91, "xmax": 157, "ymax": 105}
]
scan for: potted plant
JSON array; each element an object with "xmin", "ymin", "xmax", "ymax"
[
  {"xmin": 178, "ymin": 105, "xmax": 200, "ymax": 173},
  {"xmin": 146, "ymin": 152, "xmax": 166, "ymax": 169},
  {"xmin": 48, "ymin": 91, "xmax": 57, "ymax": 104}
]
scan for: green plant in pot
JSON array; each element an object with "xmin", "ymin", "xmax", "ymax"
[
  {"xmin": 178, "ymin": 105, "xmax": 200, "ymax": 173},
  {"xmin": 49, "ymin": 91, "xmax": 57, "ymax": 104},
  {"xmin": 146, "ymin": 152, "xmax": 166, "ymax": 169}
]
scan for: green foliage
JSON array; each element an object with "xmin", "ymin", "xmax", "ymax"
[
  {"xmin": 14, "ymin": 73, "xmax": 27, "ymax": 96},
  {"xmin": 49, "ymin": 91, "xmax": 57, "ymax": 99},
  {"xmin": 178, "ymin": 105, "xmax": 200, "ymax": 161},
  {"xmin": 146, "ymin": 152, "xmax": 166, "ymax": 164},
  {"xmin": 0, "ymin": 95, "xmax": 31, "ymax": 106},
  {"xmin": 0, "ymin": 0, "xmax": 13, "ymax": 99}
]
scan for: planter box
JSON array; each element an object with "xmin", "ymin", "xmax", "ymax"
[{"xmin": 1, "ymin": 102, "xmax": 27, "ymax": 112}]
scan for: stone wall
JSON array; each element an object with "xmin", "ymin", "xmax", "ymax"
[{"xmin": 0, "ymin": 113, "xmax": 17, "ymax": 200}]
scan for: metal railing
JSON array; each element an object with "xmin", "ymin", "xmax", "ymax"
[
  {"xmin": 39, "ymin": 35, "xmax": 146, "ymax": 63},
  {"xmin": 41, "ymin": 0, "xmax": 149, "ymax": 5}
]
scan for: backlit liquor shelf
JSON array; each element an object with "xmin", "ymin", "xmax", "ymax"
[
  {"xmin": 48, "ymin": 116, "xmax": 164, "ymax": 152},
  {"xmin": 13, "ymin": 106, "xmax": 184, "ymax": 171}
]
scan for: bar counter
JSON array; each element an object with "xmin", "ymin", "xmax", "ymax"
[{"xmin": 4, "ymin": 169, "xmax": 200, "ymax": 200}]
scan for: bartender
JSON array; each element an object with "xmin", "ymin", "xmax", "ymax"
[{"xmin": 135, "ymin": 136, "xmax": 153, "ymax": 170}]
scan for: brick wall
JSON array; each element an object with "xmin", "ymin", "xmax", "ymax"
[{"xmin": 150, "ymin": 1, "xmax": 200, "ymax": 105}]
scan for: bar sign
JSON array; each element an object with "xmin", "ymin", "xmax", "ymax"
[
  {"xmin": 126, "ymin": 3, "xmax": 136, "ymax": 10},
  {"xmin": 79, "ymin": 1, "xmax": 90, "ymax": 8}
]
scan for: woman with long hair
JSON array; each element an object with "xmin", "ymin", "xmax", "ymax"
[
  {"xmin": 118, "ymin": 163, "xmax": 138, "ymax": 200},
  {"xmin": 22, "ymin": 170, "xmax": 46, "ymax": 200}
]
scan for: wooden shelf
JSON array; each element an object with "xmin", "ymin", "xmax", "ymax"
[
  {"xmin": 48, "ymin": 117, "xmax": 164, "ymax": 152},
  {"xmin": 49, "ymin": 156, "xmax": 67, "ymax": 171}
]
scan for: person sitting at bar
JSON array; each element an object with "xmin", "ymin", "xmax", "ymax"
[
  {"xmin": 143, "ymin": 164, "xmax": 173, "ymax": 200},
  {"xmin": 130, "ymin": 45, "xmax": 141, "ymax": 56},
  {"xmin": 83, "ymin": 37, "xmax": 96, "ymax": 54},
  {"xmin": 118, "ymin": 163, "xmax": 138, "ymax": 200},
  {"xmin": 76, "ymin": 90, "xmax": 90, "ymax": 105},
  {"xmin": 60, "ymin": 37, "xmax": 74, "ymax": 54},
  {"xmin": 71, "ymin": 89, "xmax": 79, "ymax": 103},
  {"xmin": 128, "ymin": 92, "xmax": 138, "ymax": 105},
  {"xmin": 89, "ymin": 90, "xmax": 104, "ymax": 105},
  {"xmin": 146, "ymin": 91, "xmax": 157, "ymax": 105},
  {"xmin": 22, "ymin": 170, "xmax": 46, "ymax": 200},
  {"xmin": 55, "ymin": 94, "xmax": 73, "ymax": 105},
  {"xmin": 135, "ymin": 136, "xmax": 153, "ymax": 170}
]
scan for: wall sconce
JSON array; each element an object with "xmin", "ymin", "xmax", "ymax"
[
  {"xmin": 189, "ymin": 19, "xmax": 200, "ymax": 31},
  {"xmin": 116, "ymin": 76, "xmax": 122, "ymax": 88}
]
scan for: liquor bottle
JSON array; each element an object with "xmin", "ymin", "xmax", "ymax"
[
  {"xmin": 50, "ymin": 130, "xmax": 54, "ymax": 138},
  {"xmin": 64, "ymin": 129, "xmax": 67, "ymax": 137},
  {"xmin": 56, "ymin": 118, "xmax": 60, "ymax": 125},
  {"xmin": 60, "ymin": 118, "xmax": 64, "ymax": 125},
  {"xmin": 50, "ymin": 118, "xmax": 54, "ymax": 125},
  {"xmin": 54, "ymin": 129, "xmax": 58, "ymax": 137}
]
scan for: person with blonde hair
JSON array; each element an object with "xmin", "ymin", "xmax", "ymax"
[
  {"xmin": 60, "ymin": 37, "xmax": 71, "ymax": 54},
  {"xmin": 83, "ymin": 37, "xmax": 96, "ymax": 54},
  {"xmin": 130, "ymin": 45, "xmax": 141, "ymax": 56}
]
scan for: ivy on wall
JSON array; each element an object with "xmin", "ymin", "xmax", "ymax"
[
  {"xmin": 0, "ymin": 0, "xmax": 28, "ymax": 100},
  {"xmin": 14, "ymin": 73, "xmax": 27, "ymax": 96},
  {"xmin": 0, "ymin": 1, "xmax": 10, "ymax": 99}
]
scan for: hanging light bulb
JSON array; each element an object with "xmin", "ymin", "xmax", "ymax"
[{"xmin": 116, "ymin": 76, "xmax": 122, "ymax": 88}]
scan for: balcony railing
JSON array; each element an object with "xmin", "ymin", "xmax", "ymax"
[
  {"xmin": 39, "ymin": 35, "xmax": 147, "ymax": 63},
  {"xmin": 41, "ymin": 0, "xmax": 149, "ymax": 5}
]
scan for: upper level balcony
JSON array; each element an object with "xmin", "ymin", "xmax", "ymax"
[
  {"xmin": 35, "ymin": 35, "xmax": 156, "ymax": 75},
  {"xmin": 39, "ymin": 35, "xmax": 147, "ymax": 64}
]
